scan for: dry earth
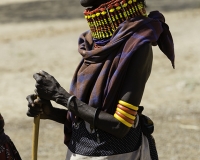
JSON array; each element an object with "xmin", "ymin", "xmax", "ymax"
[{"xmin": 0, "ymin": 0, "xmax": 200, "ymax": 160}]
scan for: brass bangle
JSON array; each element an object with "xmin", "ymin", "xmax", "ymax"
[
  {"xmin": 118, "ymin": 100, "xmax": 138, "ymax": 111},
  {"xmin": 114, "ymin": 113, "xmax": 132, "ymax": 127},
  {"xmin": 115, "ymin": 111, "xmax": 134, "ymax": 124},
  {"xmin": 117, "ymin": 104, "xmax": 137, "ymax": 115},
  {"xmin": 116, "ymin": 107, "xmax": 136, "ymax": 120}
]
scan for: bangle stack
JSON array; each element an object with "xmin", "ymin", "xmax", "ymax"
[{"xmin": 114, "ymin": 100, "xmax": 138, "ymax": 127}]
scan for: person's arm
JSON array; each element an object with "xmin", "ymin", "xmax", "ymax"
[
  {"xmin": 48, "ymin": 107, "xmax": 68, "ymax": 124},
  {"xmin": 120, "ymin": 42, "xmax": 153, "ymax": 106},
  {"xmin": 33, "ymin": 42, "xmax": 153, "ymax": 138},
  {"xmin": 26, "ymin": 95, "xmax": 68, "ymax": 124}
]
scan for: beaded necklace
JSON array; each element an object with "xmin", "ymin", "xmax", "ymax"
[{"xmin": 84, "ymin": 0, "xmax": 147, "ymax": 39}]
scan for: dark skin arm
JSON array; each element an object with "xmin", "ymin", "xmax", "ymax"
[
  {"xmin": 26, "ymin": 95, "xmax": 67, "ymax": 124},
  {"xmin": 26, "ymin": 42, "xmax": 152, "ymax": 138}
]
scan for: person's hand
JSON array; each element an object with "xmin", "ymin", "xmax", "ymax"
[
  {"xmin": 26, "ymin": 94, "xmax": 53, "ymax": 119},
  {"xmin": 33, "ymin": 70, "xmax": 70, "ymax": 104},
  {"xmin": 33, "ymin": 70, "xmax": 60, "ymax": 101}
]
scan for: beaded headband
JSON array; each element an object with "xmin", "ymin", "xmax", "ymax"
[{"xmin": 84, "ymin": 0, "xmax": 147, "ymax": 39}]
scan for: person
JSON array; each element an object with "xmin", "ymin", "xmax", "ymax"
[
  {"xmin": 26, "ymin": 0, "xmax": 175, "ymax": 159},
  {"xmin": 0, "ymin": 113, "xmax": 22, "ymax": 160}
]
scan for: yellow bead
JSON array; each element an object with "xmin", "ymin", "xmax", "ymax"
[
  {"xmin": 97, "ymin": 32, "xmax": 100, "ymax": 38},
  {"xmin": 105, "ymin": 32, "xmax": 109, "ymax": 38},
  {"xmin": 99, "ymin": 32, "xmax": 101, "ymax": 38},
  {"xmin": 92, "ymin": 14, "xmax": 96, "ymax": 18},
  {"xmin": 129, "ymin": 8, "xmax": 133, "ymax": 14},
  {"xmin": 112, "ymin": 16, "xmax": 115, "ymax": 21},
  {"xmin": 138, "ymin": 4, "xmax": 142, "ymax": 9},
  {"xmin": 94, "ymin": 32, "xmax": 97, "ymax": 37},
  {"xmin": 109, "ymin": 31, "xmax": 112, "ymax": 36},
  {"xmin": 122, "ymin": 3, "xmax": 128, "ymax": 7},
  {"xmin": 109, "ymin": 8, "xmax": 115, "ymax": 12},
  {"xmin": 101, "ymin": 11, "xmax": 107, "ymax": 15},
  {"xmin": 98, "ymin": 20, "xmax": 101, "ymax": 25},
  {"xmin": 128, "ymin": 0, "xmax": 132, "ymax": 4},
  {"xmin": 116, "ymin": 6, "xmax": 121, "ymax": 10},
  {"xmin": 96, "ymin": 12, "xmax": 100, "ymax": 16}
]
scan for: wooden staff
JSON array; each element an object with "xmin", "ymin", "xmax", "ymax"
[{"xmin": 32, "ymin": 113, "xmax": 40, "ymax": 160}]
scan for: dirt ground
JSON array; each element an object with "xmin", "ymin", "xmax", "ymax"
[{"xmin": 0, "ymin": 0, "xmax": 200, "ymax": 160}]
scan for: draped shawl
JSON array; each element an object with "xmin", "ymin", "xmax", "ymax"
[
  {"xmin": 69, "ymin": 10, "xmax": 174, "ymax": 111},
  {"xmin": 64, "ymin": 11, "xmax": 175, "ymax": 145}
]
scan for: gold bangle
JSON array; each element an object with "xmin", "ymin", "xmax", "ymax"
[
  {"xmin": 117, "ymin": 104, "xmax": 136, "ymax": 115},
  {"xmin": 116, "ymin": 108, "xmax": 136, "ymax": 120},
  {"xmin": 115, "ymin": 111, "xmax": 134, "ymax": 124},
  {"xmin": 114, "ymin": 113, "xmax": 132, "ymax": 127},
  {"xmin": 118, "ymin": 100, "xmax": 138, "ymax": 111}
]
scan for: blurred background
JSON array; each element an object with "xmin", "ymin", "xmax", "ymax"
[{"xmin": 0, "ymin": 0, "xmax": 200, "ymax": 159}]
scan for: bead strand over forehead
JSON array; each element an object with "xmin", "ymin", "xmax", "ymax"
[{"xmin": 84, "ymin": 0, "xmax": 147, "ymax": 39}]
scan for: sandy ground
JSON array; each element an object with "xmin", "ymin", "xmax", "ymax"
[{"xmin": 0, "ymin": 1, "xmax": 200, "ymax": 160}]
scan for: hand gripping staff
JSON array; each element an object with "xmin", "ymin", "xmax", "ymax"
[{"xmin": 32, "ymin": 97, "xmax": 40, "ymax": 160}]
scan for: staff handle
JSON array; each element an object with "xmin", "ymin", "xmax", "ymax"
[{"xmin": 32, "ymin": 114, "xmax": 40, "ymax": 160}]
